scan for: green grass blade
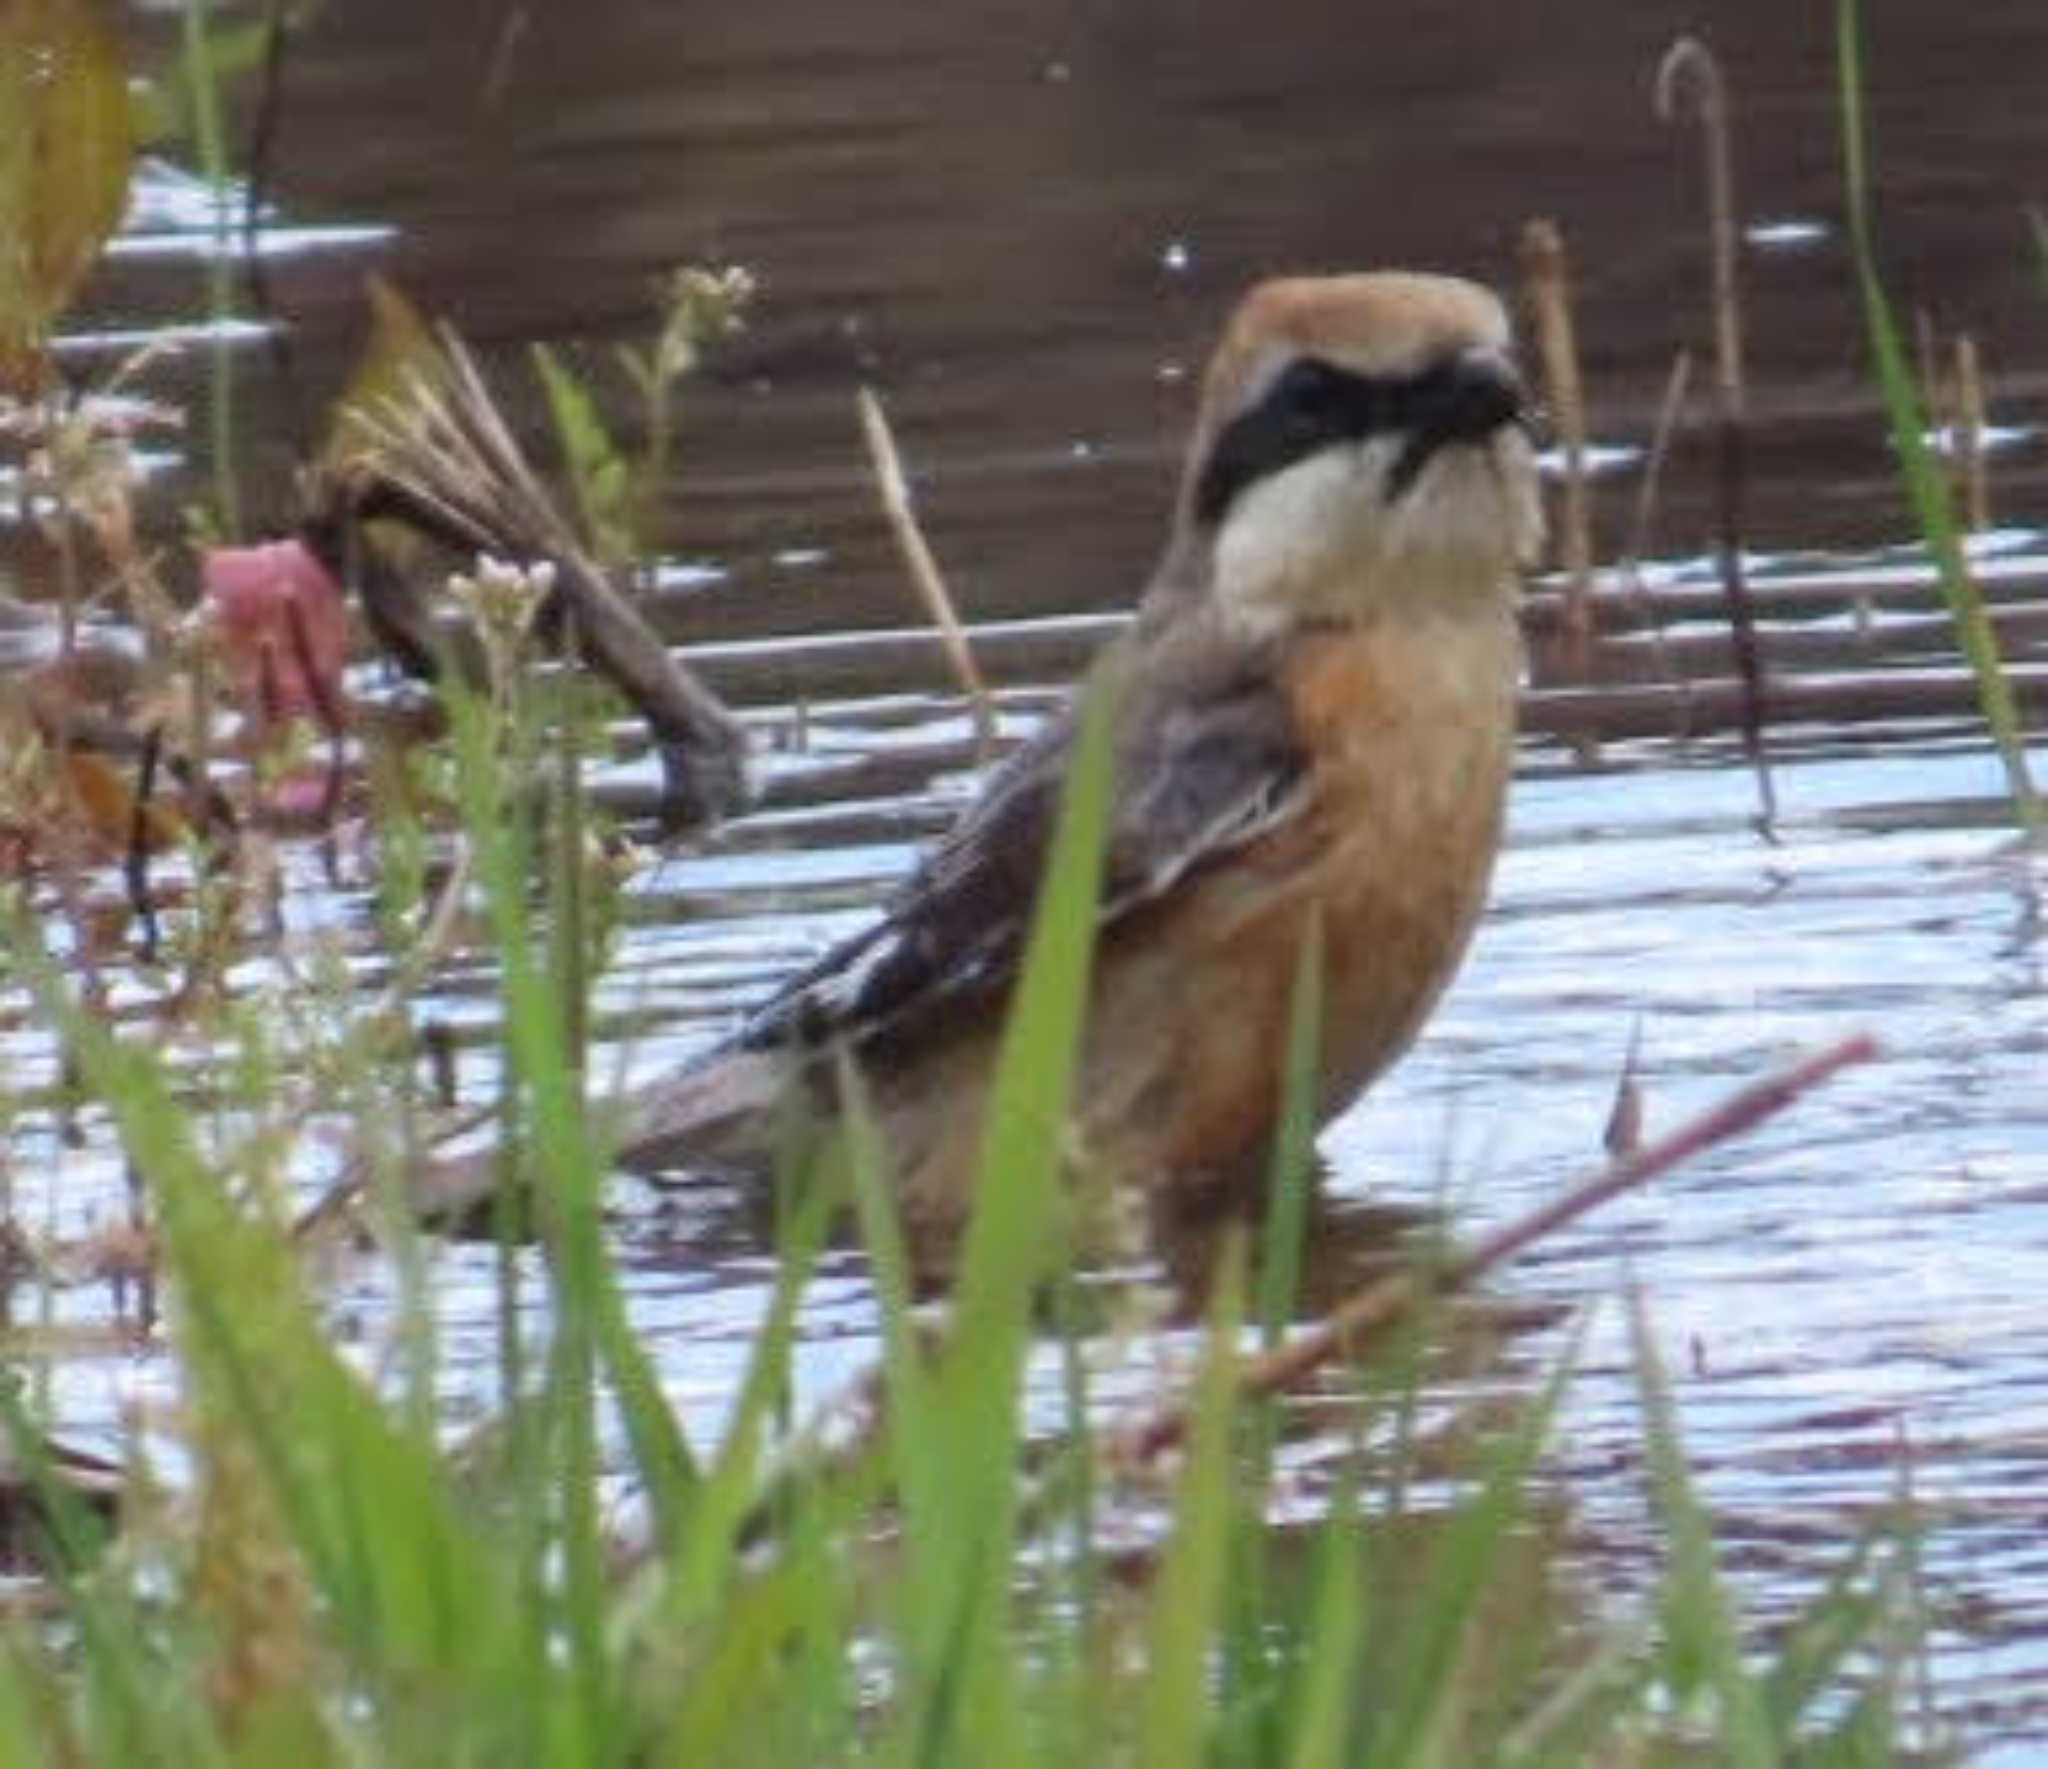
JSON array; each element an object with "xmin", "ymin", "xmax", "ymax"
[
  {"xmin": 0, "ymin": 1630, "xmax": 78, "ymax": 1765},
  {"xmin": 1369, "ymin": 1325, "xmax": 1580, "ymax": 1767},
  {"xmin": 179, "ymin": 0, "xmax": 242, "ymax": 536},
  {"xmin": 1761, "ymin": 1521, "xmax": 1892, "ymax": 1730},
  {"xmin": 1138, "ymin": 1235, "xmax": 1247, "ymax": 1769},
  {"xmin": 445, "ymin": 684, "xmax": 700, "ymax": 1540},
  {"xmin": 649, "ymin": 1439, "xmax": 887, "ymax": 1766},
  {"xmin": 664, "ymin": 1148, "xmax": 836, "ymax": 1630},
  {"xmin": 1497, "ymin": 1631, "xmax": 1657, "ymax": 1767},
  {"xmin": 1258, "ymin": 910, "xmax": 1324, "ymax": 1350},
  {"xmin": 1625, "ymin": 1284, "xmax": 1777, "ymax": 1767},
  {"xmin": 835, "ymin": 1049, "xmax": 941, "ymax": 1531},
  {"xmin": 1836, "ymin": 0, "xmax": 2038, "ymax": 828},
  {"xmin": 0, "ymin": 1377, "xmax": 220, "ymax": 1765},
  {"xmin": 1284, "ymin": 1460, "xmax": 1368, "ymax": 1769},
  {"xmin": 35, "ymin": 977, "xmax": 532, "ymax": 1737},
  {"xmin": 1219, "ymin": 911, "xmax": 1331, "ymax": 1751},
  {"xmin": 948, "ymin": 668, "xmax": 1116, "ymax": 1341},
  {"xmin": 897, "ymin": 670, "xmax": 1117, "ymax": 1763},
  {"xmin": 533, "ymin": 341, "xmax": 636, "ymax": 565}
]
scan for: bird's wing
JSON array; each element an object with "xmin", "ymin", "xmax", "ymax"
[{"xmin": 737, "ymin": 622, "xmax": 1311, "ymax": 1051}]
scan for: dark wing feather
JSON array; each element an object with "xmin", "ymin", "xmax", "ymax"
[{"xmin": 737, "ymin": 622, "xmax": 1309, "ymax": 1052}]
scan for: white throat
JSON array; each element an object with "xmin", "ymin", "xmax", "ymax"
[{"xmin": 1204, "ymin": 431, "xmax": 1540, "ymax": 635}]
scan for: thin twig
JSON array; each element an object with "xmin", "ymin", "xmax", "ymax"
[
  {"xmin": 1617, "ymin": 347, "xmax": 1695, "ymax": 734},
  {"xmin": 1657, "ymin": 34, "xmax": 1776, "ymax": 831},
  {"xmin": 857, "ymin": 387, "xmax": 997, "ymax": 763},
  {"xmin": 125, "ymin": 726, "xmax": 162, "ymax": 965},
  {"xmin": 1113, "ymin": 1033, "xmax": 1879, "ymax": 1466}
]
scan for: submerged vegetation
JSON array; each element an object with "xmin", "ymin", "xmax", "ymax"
[{"xmin": 0, "ymin": 0, "xmax": 2033, "ymax": 1761}]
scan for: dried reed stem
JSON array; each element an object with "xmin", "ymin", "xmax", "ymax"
[
  {"xmin": 1657, "ymin": 34, "xmax": 1776, "ymax": 828},
  {"xmin": 1114, "ymin": 1032, "xmax": 1879, "ymax": 1467},
  {"xmin": 1519, "ymin": 219, "xmax": 1597, "ymax": 692},
  {"xmin": 857, "ymin": 387, "xmax": 997, "ymax": 764}
]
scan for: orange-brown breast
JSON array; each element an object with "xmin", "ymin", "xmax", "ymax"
[
  {"xmin": 875, "ymin": 608, "xmax": 1519, "ymax": 1244},
  {"xmin": 1077, "ymin": 611, "xmax": 1518, "ymax": 1191}
]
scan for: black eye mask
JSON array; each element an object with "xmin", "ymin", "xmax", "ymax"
[{"xmin": 1192, "ymin": 351, "xmax": 1525, "ymax": 528}]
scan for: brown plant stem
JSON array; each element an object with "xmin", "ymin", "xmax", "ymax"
[
  {"xmin": 1519, "ymin": 219, "xmax": 1597, "ymax": 696},
  {"xmin": 1113, "ymin": 1032, "xmax": 1879, "ymax": 1467},
  {"xmin": 857, "ymin": 386, "xmax": 998, "ymax": 764},
  {"xmin": 1657, "ymin": 34, "xmax": 1776, "ymax": 829}
]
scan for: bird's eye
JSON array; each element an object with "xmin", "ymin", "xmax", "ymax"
[
  {"xmin": 1269, "ymin": 358, "xmax": 1354, "ymax": 425},
  {"xmin": 1193, "ymin": 356, "xmax": 1394, "ymax": 526}
]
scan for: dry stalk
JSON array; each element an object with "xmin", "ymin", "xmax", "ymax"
[
  {"xmin": 856, "ymin": 387, "xmax": 997, "ymax": 764},
  {"xmin": 1657, "ymin": 34, "xmax": 1776, "ymax": 829},
  {"xmin": 1111, "ymin": 1032, "xmax": 1879, "ymax": 1468},
  {"xmin": 1519, "ymin": 219, "xmax": 1597, "ymax": 696}
]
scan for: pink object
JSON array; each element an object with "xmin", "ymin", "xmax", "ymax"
[{"xmin": 203, "ymin": 539, "xmax": 349, "ymax": 726}]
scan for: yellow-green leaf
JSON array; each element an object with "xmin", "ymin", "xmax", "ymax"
[
  {"xmin": 0, "ymin": 0, "xmax": 133, "ymax": 392},
  {"xmin": 532, "ymin": 341, "xmax": 635, "ymax": 567}
]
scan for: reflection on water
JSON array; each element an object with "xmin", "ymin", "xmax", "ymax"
[{"xmin": 10, "ymin": 0, "xmax": 2048, "ymax": 1753}]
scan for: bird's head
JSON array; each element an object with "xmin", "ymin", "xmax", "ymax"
[{"xmin": 1153, "ymin": 272, "xmax": 1543, "ymax": 631}]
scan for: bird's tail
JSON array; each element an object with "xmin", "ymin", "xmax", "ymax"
[
  {"xmin": 612, "ymin": 1046, "xmax": 792, "ymax": 1174},
  {"xmin": 312, "ymin": 327, "xmax": 748, "ymax": 833},
  {"xmin": 406, "ymin": 1045, "xmax": 791, "ymax": 1229},
  {"xmin": 340, "ymin": 327, "xmax": 592, "ymax": 579}
]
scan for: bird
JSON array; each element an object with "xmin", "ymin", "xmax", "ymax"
[{"xmin": 418, "ymin": 270, "xmax": 1542, "ymax": 1261}]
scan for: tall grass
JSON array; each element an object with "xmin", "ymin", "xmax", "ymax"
[
  {"xmin": 1836, "ymin": 0, "xmax": 2040, "ymax": 831},
  {"xmin": 0, "ymin": 647, "xmax": 1918, "ymax": 1763}
]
